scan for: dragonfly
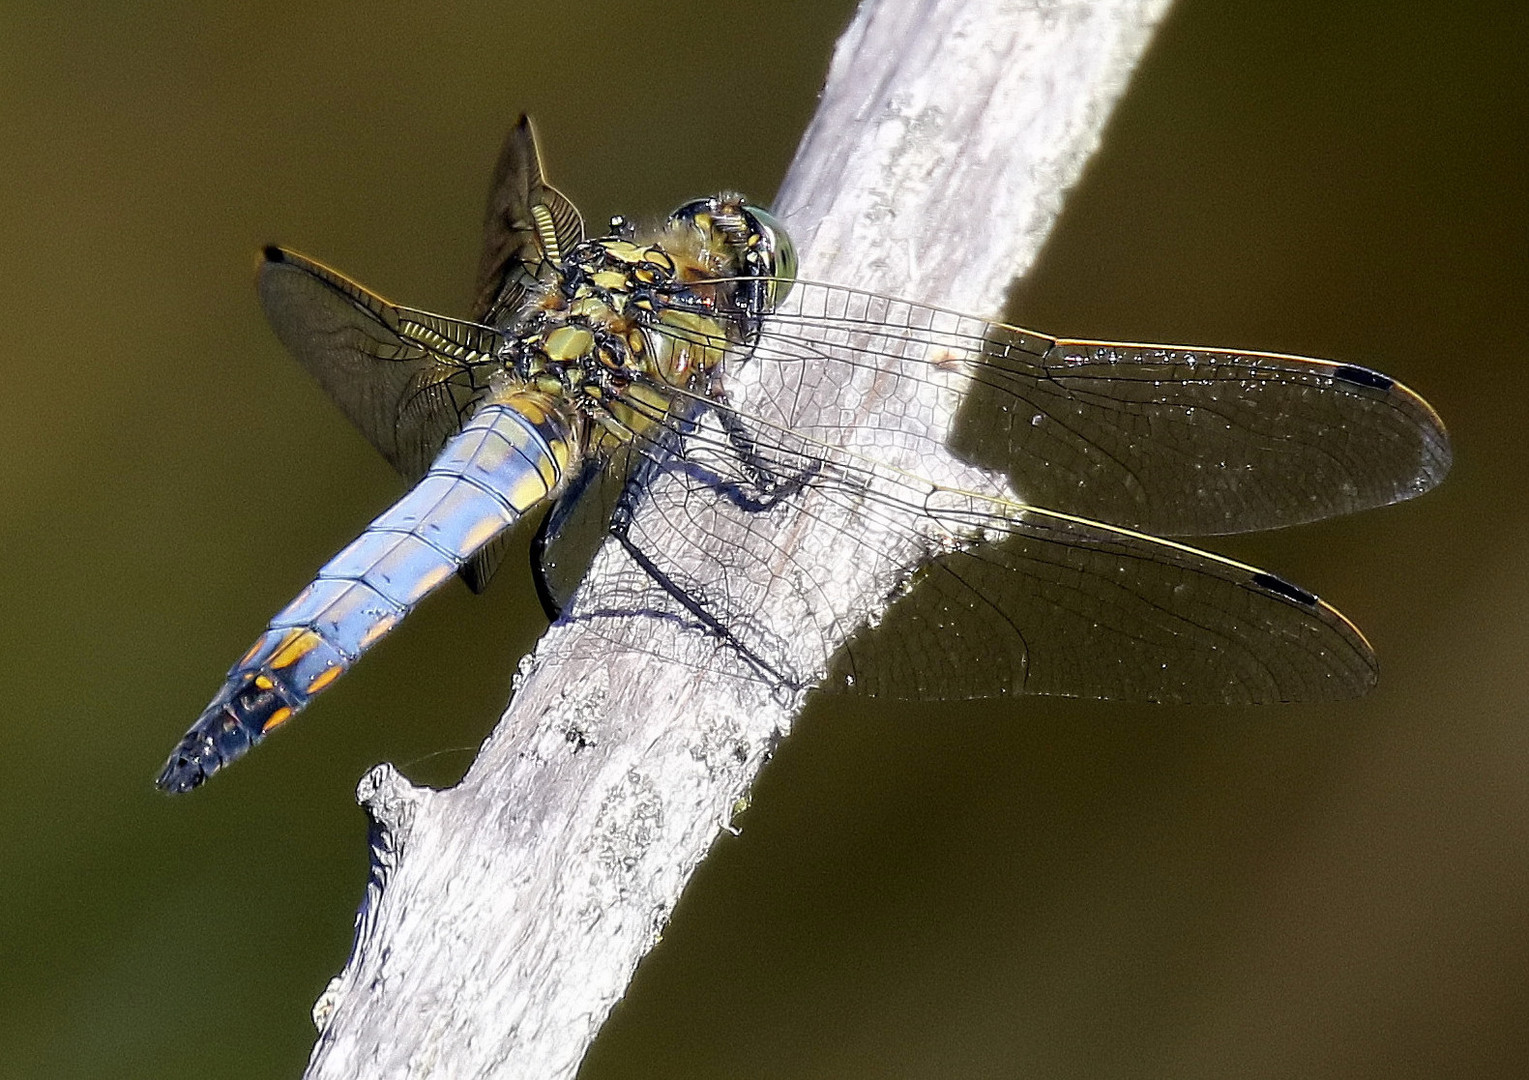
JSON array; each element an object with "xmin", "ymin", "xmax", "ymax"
[{"xmin": 156, "ymin": 116, "xmax": 1451, "ymax": 793}]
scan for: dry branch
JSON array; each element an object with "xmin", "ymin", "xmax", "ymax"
[{"xmin": 303, "ymin": 1, "xmax": 1173, "ymax": 1076}]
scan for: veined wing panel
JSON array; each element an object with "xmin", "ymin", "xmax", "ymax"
[
  {"xmin": 473, "ymin": 114, "xmax": 585, "ymax": 327},
  {"xmin": 258, "ymin": 247, "xmax": 503, "ymax": 480},
  {"xmin": 715, "ymin": 280, "xmax": 1450, "ymax": 536},
  {"xmin": 825, "ymin": 496, "xmax": 1376, "ymax": 703},
  {"xmin": 572, "ymin": 389, "xmax": 1379, "ymax": 704}
]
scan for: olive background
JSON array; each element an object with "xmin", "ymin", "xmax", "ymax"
[{"xmin": 2, "ymin": 1, "xmax": 1525, "ymax": 1077}]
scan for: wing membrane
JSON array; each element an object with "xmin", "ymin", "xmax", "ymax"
[
  {"xmin": 533, "ymin": 447, "xmax": 647, "ymax": 616},
  {"xmin": 460, "ymin": 115, "xmax": 586, "ymax": 592},
  {"xmin": 702, "ymin": 280, "xmax": 1451, "ymax": 535},
  {"xmin": 257, "ymin": 246, "xmax": 503, "ymax": 479},
  {"xmin": 472, "ymin": 114, "xmax": 585, "ymax": 326},
  {"xmin": 566, "ymin": 384, "xmax": 1377, "ymax": 703},
  {"xmin": 826, "ymin": 500, "xmax": 1377, "ymax": 703}
]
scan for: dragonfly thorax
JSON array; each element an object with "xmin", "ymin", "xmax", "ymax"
[
  {"xmin": 511, "ymin": 236, "xmax": 718, "ymax": 399},
  {"xmin": 502, "ymin": 207, "xmax": 791, "ymax": 446},
  {"xmin": 506, "ymin": 194, "xmax": 797, "ymax": 413}
]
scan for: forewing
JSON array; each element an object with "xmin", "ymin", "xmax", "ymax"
[
  {"xmin": 747, "ymin": 281, "xmax": 1451, "ymax": 535},
  {"xmin": 258, "ymin": 246, "xmax": 501, "ymax": 479},
  {"xmin": 948, "ymin": 337, "xmax": 1452, "ymax": 536},
  {"xmin": 472, "ymin": 114, "xmax": 585, "ymax": 327}
]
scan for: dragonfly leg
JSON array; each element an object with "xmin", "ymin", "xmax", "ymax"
[
  {"xmin": 712, "ymin": 405, "xmax": 822, "ymax": 506},
  {"xmin": 660, "ymin": 454, "xmax": 821, "ymax": 514},
  {"xmin": 606, "ymin": 495, "xmax": 802, "ymax": 693},
  {"xmin": 530, "ymin": 457, "xmax": 604, "ymax": 620},
  {"xmin": 629, "ymin": 402, "xmax": 822, "ymax": 515}
]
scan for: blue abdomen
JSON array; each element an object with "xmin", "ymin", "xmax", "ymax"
[{"xmin": 158, "ymin": 399, "xmax": 571, "ymax": 792}]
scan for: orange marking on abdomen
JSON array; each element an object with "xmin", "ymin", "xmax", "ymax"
[
  {"xmin": 358, "ymin": 614, "xmax": 400, "ymax": 651},
  {"xmin": 270, "ymin": 628, "xmax": 321, "ymax": 669},
  {"xmin": 305, "ymin": 665, "xmax": 343, "ymax": 695}
]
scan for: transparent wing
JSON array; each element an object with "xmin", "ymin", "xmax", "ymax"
[
  {"xmin": 700, "ymin": 280, "xmax": 1452, "ymax": 536},
  {"xmin": 567, "ymin": 386, "xmax": 1377, "ymax": 704},
  {"xmin": 258, "ymin": 246, "xmax": 504, "ymax": 480},
  {"xmin": 460, "ymin": 532, "xmax": 515, "ymax": 595},
  {"xmin": 460, "ymin": 114, "xmax": 586, "ymax": 592},
  {"xmin": 533, "ymin": 445, "xmax": 646, "ymax": 615},
  {"xmin": 823, "ymin": 502, "xmax": 1376, "ymax": 703},
  {"xmin": 472, "ymin": 114, "xmax": 585, "ymax": 327}
]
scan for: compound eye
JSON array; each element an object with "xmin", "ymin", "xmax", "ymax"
[{"xmin": 742, "ymin": 204, "xmax": 797, "ymax": 308}]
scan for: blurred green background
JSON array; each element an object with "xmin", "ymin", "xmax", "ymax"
[{"xmin": 1, "ymin": 1, "xmax": 1524, "ymax": 1077}]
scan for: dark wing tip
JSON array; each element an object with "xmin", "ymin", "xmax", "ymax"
[
  {"xmin": 262, "ymin": 244, "xmax": 288, "ymax": 264},
  {"xmin": 1332, "ymin": 363, "xmax": 1394, "ymax": 391},
  {"xmin": 1250, "ymin": 571, "xmax": 1319, "ymax": 607},
  {"xmin": 1337, "ymin": 362, "xmax": 1454, "ymax": 490}
]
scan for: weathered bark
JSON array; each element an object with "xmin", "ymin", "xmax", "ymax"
[{"xmin": 303, "ymin": 1, "xmax": 1174, "ymax": 1076}]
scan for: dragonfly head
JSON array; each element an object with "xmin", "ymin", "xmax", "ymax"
[{"xmin": 668, "ymin": 195, "xmax": 797, "ymax": 311}]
